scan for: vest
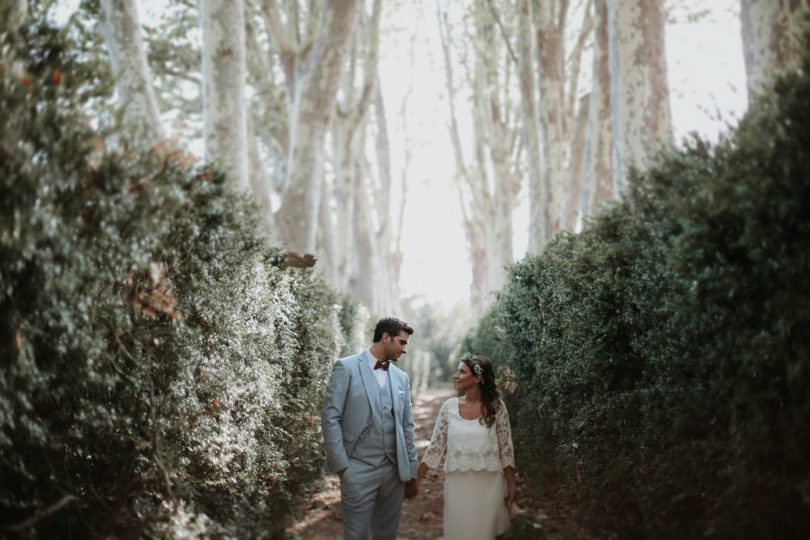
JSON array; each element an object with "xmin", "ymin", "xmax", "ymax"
[{"xmin": 352, "ymin": 377, "xmax": 398, "ymax": 466}]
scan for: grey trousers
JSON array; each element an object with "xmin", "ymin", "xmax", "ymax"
[{"xmin": 340, "ymin": 458, "xmax": 405, "ymax": 540}]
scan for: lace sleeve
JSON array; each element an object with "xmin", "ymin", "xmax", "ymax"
[
  {"xmin": 422, "ymin": 400, "xmax": 450, "ymax": 469},
  {"xmin": 495, "ymin": 400, "xmax": 515, "ymax": 469}
]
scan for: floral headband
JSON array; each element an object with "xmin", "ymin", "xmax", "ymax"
[{"xmin": 462, "ymin": 353, "xmax": 483, "ymax": 376}]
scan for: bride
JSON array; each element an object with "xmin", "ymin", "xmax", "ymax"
[{"xmin": 416, "ymin": 353, "xmax": 516, "ymax": 539}]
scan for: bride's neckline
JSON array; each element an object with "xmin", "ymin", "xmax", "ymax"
[{"xmin": 455, "ymin": 397, "xmax": 482, "ymax": 421}]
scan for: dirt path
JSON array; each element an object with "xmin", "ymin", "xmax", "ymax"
[{"xmin": 288, "ymin": 388, "xmax": 590, "ymax": 539}]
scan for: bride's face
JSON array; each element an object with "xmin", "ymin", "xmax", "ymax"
[{"xmin": 453, "ymin": 362, "xmax": 481, "ymax": 391}]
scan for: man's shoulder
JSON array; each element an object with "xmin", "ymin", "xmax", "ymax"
[{"xmin": 338, "ymin": 351, "xmax": 365, "ymax": 363}]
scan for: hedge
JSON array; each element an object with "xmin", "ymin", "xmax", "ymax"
[
  {"xmin": 482, "ymin": 32, "xmax": 810, "ymax": 540},
  {"xmin": 0, "ymin": 23, "xmax": 353, "ymax": 538}
]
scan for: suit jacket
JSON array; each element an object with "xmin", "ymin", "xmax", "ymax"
[{"xmin": 321, "ymin": 351, "xmax": 418, "ymax": 482}]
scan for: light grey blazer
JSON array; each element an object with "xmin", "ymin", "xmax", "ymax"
[{"xmin": 321, "ymin": 351, "xmax": 418, "ymax": 482}]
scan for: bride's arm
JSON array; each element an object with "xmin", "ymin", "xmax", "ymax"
[{"xmin": 420, "ymin": 400, "xmax": 450, "ymax": 470}]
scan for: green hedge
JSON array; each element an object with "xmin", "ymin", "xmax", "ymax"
[
  {"xmin": 0, "ymin": 25, "xmax": 344, "ymax": 538},
  {"xmin": 486, "ymin": 36, "xmax": 810, "ymax": 539}
]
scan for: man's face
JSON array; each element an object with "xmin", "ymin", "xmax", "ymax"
[{"xmin": 383, "ymin": 330, "xmax": 410, "ymax": 362}]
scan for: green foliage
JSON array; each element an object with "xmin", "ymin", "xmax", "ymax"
[
  {"xmin": 0, "ymin": 24, "xmax": 343, "ymax": 538},
  {"xmin": 483, "ymin": 37, "xmax": 810, "ymax": 539}
]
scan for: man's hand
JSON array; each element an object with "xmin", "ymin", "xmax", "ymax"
[{"xmin": 404, "ymin": 479, "xmax": 419, "ymax": 499}]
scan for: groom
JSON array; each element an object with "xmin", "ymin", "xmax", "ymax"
[{"xmin": 321, "ymin": 317, "xmax": 419, "ymax": 540}]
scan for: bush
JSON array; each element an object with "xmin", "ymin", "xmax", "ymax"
[
  {"xmin": 0, "ymin": 24, "xmax": 344, "ymax": 538},
  {"xmin": 486, "ymin": 34, "xmax": 810, "ymax": 539}
]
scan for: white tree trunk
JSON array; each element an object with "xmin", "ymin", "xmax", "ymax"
[
  {"xmin": 607, "ymin": 0, "xmax": 672, "ymax": 195},
  {"xmin": 200, "ymin": 0, "xmax": 248, "ymax": 190},
  {"xmin": 580, "ymin": 0, "xmax": 613, "ymax": 218},
  {"xmin": 100, "ymin": 0, "xmax": 163, "ymax": 145},
  {"xmin": 518, "ymin": 0, "xmax": 549, "ymax": 254},
  {"xmin": 276, "ymin": 0, "xmax": 360, "ymax": 254},
  {"xmin": 740, "ymin": 0, "xmax": 805, "ymax": 99},
  {"xmin": 534, "ymin": 0, "xmax": 568, "ymax": 234},
  {"xmin": 247, "ymin": 114, "xmax": 277, "ymax": 236}
]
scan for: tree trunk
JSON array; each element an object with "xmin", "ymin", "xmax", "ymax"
[
  {"xmin": 740, "ymin": 0, "xmax": 805, "ymax": 99},
  {"xmin": 580, "ymin": 0, "xmax": 613, "ymax": 217},
  {"xmin": 566, "ymin": 93, "xmax": 589, "ymax": 230},
  {"xmin": 534, "ymin": 0, "xmax": 568, "ymax": 234},
  {"xmin": 276, "ymin": 0, "xmax": 360, "ymax": 254},
  {"xmin": 518, "ymin": 0, "xmax": 549, "ymax": 254},
  {"xmin": 607, "ymin": 0, "xmax": 671, "ymax": 195},
  {"xmin": 200, "ymin": 0, "xmax": 248, "ymax": 190},
  {"xmin": 99, "ymin": 0, "xmax": 163, "ymax": 146}
]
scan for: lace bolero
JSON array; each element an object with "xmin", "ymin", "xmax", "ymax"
[{"xmin": 421, "ymin": 397, "xmax": 515, "ymax": 472}]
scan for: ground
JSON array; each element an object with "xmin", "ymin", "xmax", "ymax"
[{"xmin": 288, "ymin": 388, "xmax": 592, "ymax": 540}]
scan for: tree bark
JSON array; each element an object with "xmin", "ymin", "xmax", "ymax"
[
  {"xmin": 580, "ymin": 0, "xmax": 613, "ymax": 217},
  {"xmin": 275, "ymin": 0, "xmax": 360, "ymax": 254},
  {"xmin": 740, "ymin": 0, "xmax": 805, "ymax": 99},
  {"xmin": 606, "ymin": 0, "xmax": 671, "ymax": 195},
  {"xmin": 200, "ymin": 0, "xmax": 248, "ymax": 190},
  {"xmin": 518, "ymin": 0, "xmax": 549, "ymax": 253},
  {"xmin": 99, "ymin": 0, "xmax": 163, "ymax": 146}
]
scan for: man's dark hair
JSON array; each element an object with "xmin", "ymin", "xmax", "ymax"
[{"xmin": 373, "ymin": 317, "xmax": 414, "ymax": 342}]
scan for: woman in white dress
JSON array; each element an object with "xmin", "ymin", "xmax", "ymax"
[{"xmin": 416, "ymin": 354, "xmax": 516, "ymax": 540}]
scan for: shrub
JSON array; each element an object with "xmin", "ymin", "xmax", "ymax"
[
  {"xmin": 488, "ymin": 33, "xmax": 810, "ymax": 540},
  {"xmin": 0, "ymin": 24, "xmax": 344, "ymax": 538}
]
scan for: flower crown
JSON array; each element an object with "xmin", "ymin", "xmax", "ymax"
[{"xmin": 462, "ymin": 353, "xmax": 483, "ymax": 376}]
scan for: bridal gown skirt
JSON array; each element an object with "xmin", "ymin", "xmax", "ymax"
[{"xmin": 443, "ymin": 470, "xmax": 510, "ymax": 540}]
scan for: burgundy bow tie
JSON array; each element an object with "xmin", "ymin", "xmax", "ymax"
[{"xmin": 374, "ymin": 360, "xmax": 390, "ymax": 371}]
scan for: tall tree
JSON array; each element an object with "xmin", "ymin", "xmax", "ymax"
[
  {"xmin": 740, "ymin": 0, "xmax": 805, "ymax": 99},
  {"xmin": 438, "ymin": 2, "xmax": 521, "ymax": 313},
  {"xmin": 267, "ymin": 0, "xmax": 361, "ymax": 254},
  {"xmin": 200, "ymin": 0, "xmax": 249, "ymax": 190},
  {"xmin": 579, "ymin": 0, "xmax": 614, "ymax": 218},
  {"xmin": 606, "ymin": 0, "xmax": 672, "ymax": 194},
  {"xmin": 99, "ymin": 0, "xmax": 163, "ymax": 145}
]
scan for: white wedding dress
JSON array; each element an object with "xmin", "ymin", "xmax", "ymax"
[{"xmin": 422, "ymin": 397, "xmax": 514, "ymax": 540}]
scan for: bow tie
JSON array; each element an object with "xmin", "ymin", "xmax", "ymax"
[{"xmin": 374, "ymin": 360, "xmax": 390, "ymax": 371}]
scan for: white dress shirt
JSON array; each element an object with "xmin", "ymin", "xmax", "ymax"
[{"xmin": 367, "ymin": 349, "xmax": 388, "ymax": 388}]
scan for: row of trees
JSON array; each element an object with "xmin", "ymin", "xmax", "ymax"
[
  {"xmin": 14, "ymin": 1, "xmax": 804, "ymax": 319},
  {"xmin": 440, "ymin": 0, "xmax": 806, "ymax": 314},
  {"xmin": 33, "ymin": 0, "xmax": 403, "ymax": 316}
]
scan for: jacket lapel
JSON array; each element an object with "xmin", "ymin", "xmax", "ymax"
[{"xmin": 358, "ymin": 351, "xmax": 381, "ymax": 423}]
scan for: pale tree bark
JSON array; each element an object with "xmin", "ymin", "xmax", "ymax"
[
  {"xmin": 328, "ymin": 0, "xmax": 384, "ymax": 311},
  {"xmin": 272, "ymin": 0, "xmax": 360, "ymax": 254},
  {"xmin": 740, "ymin": 0, "xmax": 805, "ymax": 99},
  {"xmin": 439, "ymin": 3, "xmax": 520, "ymax": 314},
  {"xmin": 533, "ymin": 0, "xmax": 569, "ymax": 234},
  {"xmin": 200, "ymin": 0, "xmax": 248, "ymax": 190},
  {"xmin": 474, "ymin": 2, "xmax": 516, "ymax": 297},
  {"xmin": 100, "ymin": 0, "xmax": 163, "ymax": 146},
  {"xmin": 579, "ymin": 0, "xmax": 613, "ymax": 218},
  {"xmin": 438, "ymin": 6, "xmax": 489, "ymax": 314},
  {"xmin": 247, "ymin": 114, "xmax": 277, "ymax": 236},
  {"xmin": 566, "ymin": 93, "xmax": 589, "ymax": 230},
  {"xmin": 606, "ymin": 0, "xmax": 672, "ymax": 195},
  {"xmin": 517, "ymin": 0, "xmax": 549, "ymax": 253},
  {"xmin": 371, "ymin": 87, "xmax": 402, "ymax": 314}
]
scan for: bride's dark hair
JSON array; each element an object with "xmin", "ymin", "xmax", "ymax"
[{"xmin": 461, "ymin": 354, "xmax": 500, "ymax": 428}]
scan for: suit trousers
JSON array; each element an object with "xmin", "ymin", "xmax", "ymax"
[{"xmin": 340, "ymin": 458, "xmax": 404, "ymax": 540}]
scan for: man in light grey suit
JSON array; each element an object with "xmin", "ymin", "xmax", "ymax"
[{"xmin": 321, "ymin": 317, "xmax": 419, "ymax": 540}]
